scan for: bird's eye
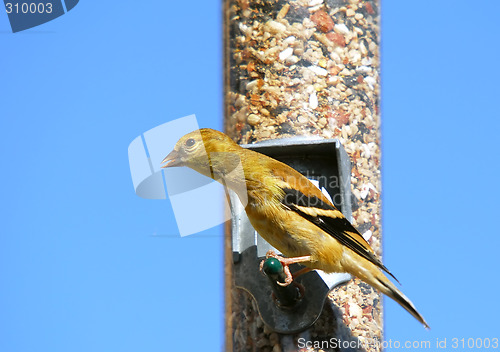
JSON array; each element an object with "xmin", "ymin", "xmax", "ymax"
[{"xmin": 185, "ymin": 138, "xmax": 196, "ymax": 147}]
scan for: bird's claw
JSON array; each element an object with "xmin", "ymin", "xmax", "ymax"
[
  {"xmin": 276, "ymin": 277, "xmax": 293, "ymax": 286},
  {"xmin": 260, "ymin": 250, "xmax": 294, "ymax": 286}
]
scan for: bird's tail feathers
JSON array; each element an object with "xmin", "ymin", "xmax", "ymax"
[
  {"xmin": 344, "ymin": 255, "xmax": 429, "ymax": 329},
  {"xmin": 373, "ymin": 273, "xmax": 430, "ymax": 329}
]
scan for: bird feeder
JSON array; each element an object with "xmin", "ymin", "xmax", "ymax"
[
  {"xmin": 230, "ymin": 137, "xmax": 353, "ymax": 333},
  {"xmin": 224, "ymin": 0, "xmax": 383, "ymax": 350}
]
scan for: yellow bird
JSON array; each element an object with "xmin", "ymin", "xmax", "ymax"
[{"xmin": 161, "ymin": 128, "xmax": 429, "ymax": 329}]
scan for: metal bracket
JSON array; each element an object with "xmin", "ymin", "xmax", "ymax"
[{"xmin": 230, "ymin": 137, "xmax": 353, "ymax": 334}]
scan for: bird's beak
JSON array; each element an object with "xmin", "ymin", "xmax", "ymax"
[{"xmin": 161, "ymin": 150, "xmax": 182, "ymax": 168}]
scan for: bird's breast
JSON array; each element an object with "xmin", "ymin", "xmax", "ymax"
[
  {"xmin": 245, "ymin": 201, "xmax": 300, "ymax": 256},
  {"xmin": 245, "ymin": 200, "xmax": 346, "ymax": 272}
]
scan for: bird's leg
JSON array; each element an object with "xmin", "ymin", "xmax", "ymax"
[
  {"xmin": 260, "ymin": 250, "xmax": 312, "ymax": 287},
  {"xmin": 291, "ymin": 266, "xmax": 312, "ymax": 279}
]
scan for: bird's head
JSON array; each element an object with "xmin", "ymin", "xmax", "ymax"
[{"xmin": 161, "ymin": 128, "xmax": 241, "ymax": 178}]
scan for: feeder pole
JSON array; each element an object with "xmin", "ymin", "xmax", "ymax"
[{"xmin": 224, "ymin": 1, "xmax": 383, "ymax": 351}]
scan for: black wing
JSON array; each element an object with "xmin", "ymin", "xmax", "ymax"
[{"xmin": 281, "ymin": 187, "xmax": 399, "ymax": 283}]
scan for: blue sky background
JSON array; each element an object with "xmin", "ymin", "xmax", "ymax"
[{"xmin": 1, "ymin": 1, "xmax": 499, "ymax": 351}]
